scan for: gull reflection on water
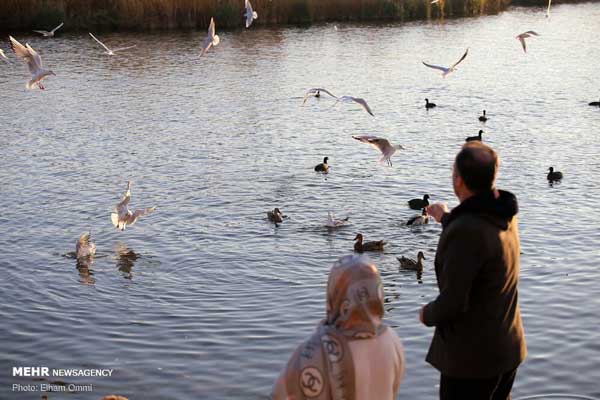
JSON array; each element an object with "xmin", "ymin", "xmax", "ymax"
[
  {"xmin": 75, "ymin": 257, "xmax": 96, "ymax": 286},
  {"xmin": 115, "ymin": 242, "xmax": 140, "ymax": 280}
]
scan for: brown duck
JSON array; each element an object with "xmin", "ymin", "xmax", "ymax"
[
  {"xmin": 397, "ymin": 251, "xmax": 426, "ymax": 271},
  {"xmin": 353, "ymin": 233, "xmax": 385, "ymax": 252}
]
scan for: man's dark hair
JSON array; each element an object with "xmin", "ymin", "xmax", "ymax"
[{"xmin": 455, "ymin": 142, "xmax": 499, "ymax": 193}]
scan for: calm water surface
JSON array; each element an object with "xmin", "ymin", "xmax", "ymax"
[{"xmin": 1, "ymin": 3, "xmax": 600, "ymax": 399}]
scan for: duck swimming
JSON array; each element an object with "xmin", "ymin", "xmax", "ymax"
[
  {"xmin": 408, "ymin": 194, "xmax": 430, "ymax": 210},
  {"xmin": 547, "ymin": 167, "xmax": 563, "ymax": 181},
  {"xmin": 314, "ymin": 157, "xmax": 329, "ymax": 173},
  {"xmin": 353, "ymin": 233, "xmax": 385, "ymax": 252},
  {"xmin": 397, "ymin": 251, "xmax": 425, "ymax": 271},
  {"xmin": 425, "ymin": 98, "xmax": 437, "ymax": 109},
  {"xmin": 267, "ymin": 207, "xmax": 286, "ymax": 224},
  {"xmin": 479, "ymin": 110, "xmax": 488, "ymax": 122},
  {"xmin": 407, "ymin": 208, "xmax": 429, "ymax": 226},
  {"xmin": 466, "ymin": 130, "xmax": 483, "ymax": 142},
  {"xmin": 76, "ymin": 232, "xmax": 96, "ymax": 259}
]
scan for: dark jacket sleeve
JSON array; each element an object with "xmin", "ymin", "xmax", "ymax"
[{"xmin": 422, "ymin": 219, "xmax": 485, "ymax": 327}]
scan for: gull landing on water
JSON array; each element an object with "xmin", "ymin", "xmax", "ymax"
[
  {"xmin": 89, "ymin": 33, "xmax": 136, "ymax": 56},
  {"xmin": 352, "ymin": 135, "xmax": 405, "ymax": 166},
  {"xmin": 422, "ymin": 48, "xmax": 469, "ymax": 77},
  {"xmin": 111, "ymin": 181, "xmax": 157, "ymax": 231},
  {"xmin": 76, "ymin": 232, "xmax": 97, "ymax": 259},
  {"xmin": 33, "ymin": 22, "xmax": 64, "ymax": 38},
  {"xmin": 516, "ymin": 31, "xmax": 540, "ymax": 53},
  {"xmin": 9, "ymin": 36, "xmax": 55, "ymax": 90},
  {"xmin": 200, "ymin": 18, "xmax": 220, "ymax": 57},
  {"xmin": 244, "ymin": 0, "xmax": 258, "ymax": 28}
]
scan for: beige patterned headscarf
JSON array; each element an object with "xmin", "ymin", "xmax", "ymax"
[{"xmin": 282, "ymin": 255, "xmax": 387, "ymax": 400}]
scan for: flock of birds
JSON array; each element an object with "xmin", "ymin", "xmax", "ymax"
[{"xmin": 0, "ymin": 0, "xmax": 597, "ymax": 273}]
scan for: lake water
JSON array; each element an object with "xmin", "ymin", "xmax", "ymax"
[{"xmin": 1, "ymin": 2, "xmax": 600, "ymax": 399}]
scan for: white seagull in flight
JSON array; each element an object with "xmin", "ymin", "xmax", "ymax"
[
  {"xmin": 111, "ymin": 181, "xmax": 157, "ymax": 231},
  {"xmin": 200, "ymin": 18, "xmax": 220, "ymax": 57},
  {"xmin": 33, "ymin": 22, "xmax": 64, "ymax": 38},
  {"xmin": 422, "ymin": 48, "xmax": 469, "ymax": 77},
  {"xmin": 9, "ymin": 36, "xmax": 55, "ymax": 90},
  {"xmin": 516, "ymin": 31, "xmax": 540, "ymax": 53},
  {"xmin": 89, "ymin": 33, "xmax": 136, "ymax": 55},
  {"xmin": 244, "ymin": 0, "xmax": 258, "ymax": 28},
  {"xmin": 352, "ymin": 135, "xmax": 405, "ymax": 166}
]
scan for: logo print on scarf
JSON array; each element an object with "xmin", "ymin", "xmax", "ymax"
[
  {"xmin": 322, "ymin": 335, "xmax": 343, "ymax": 363},
  {"xmin": 300, "ymin": 367, "xmax": 324, "ymax": 398}
]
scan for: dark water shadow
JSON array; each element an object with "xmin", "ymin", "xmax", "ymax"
[{"xmin": 115, "ymin": 242, "xmax": 140, "ymax": 280}]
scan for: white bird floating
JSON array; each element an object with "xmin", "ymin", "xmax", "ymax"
[
  {"xmin": 76, "ymin": 232, "xmax": 97, "ymax": 259},
  {"xmin": 89, "ymin": 33, "xmax": 137, "ymax": 56},
  {"xmin": 244, "ymin": 0, "xmax": 258, "ymax": 28},
  {"xmin": 515, "ymin": 31, "xmax": 540, "ymax": 53},
  {"xmin": 422, "ymin": 48, "xmax": 469, "ymax": 77},
  {"xmin": 33, "ymin": 22, "xmax": 64, "ymax": 38},
  {"xmin": 111, "ymin": 181, "xmax": 157, "ymax": 231},
  {"xmin": 9, "ymin": 36, "xmax": 55, "ymax": 90},
  {"xmin": 325, "ymin": 212, "xmax": 350, "ymax": 228},
  {"xmin": 352, "ymin": 135, "xmax": 405, "ymax": 166},
  {"xmin": 200, "ymin": 17, "xmax": 220, "ymax": 57}
]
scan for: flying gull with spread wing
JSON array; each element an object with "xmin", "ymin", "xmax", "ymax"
[
  {"xmin": 516, "ymin": 31, "xmax": 540, "ymax": 53},
  {"xmin": 89, "ymin": 33, "xmax": 136, "ymax": 56},
  {"xmin": 111, "ymin": 181, "xmax": 157, "ymax": 231},
  {"xmin": 33, "ymin": 22, "xmax": 64, "ymax": 38},
  {"xmin": 244, "ymin": 0, "xmax": 258, "ymax": 28},
  {"xmin": 9, "ymin": 36, "xmax": 55, "ymax": 90},
  {"xmin": 200, "ymin": 18, "xmax": 220, "ymax": 57},
  {"xmin": 422, "ymin": 48, "xmax": 469, "ymax": 77},
  {"xmin": 352, "ymin": 135, "xmax": 404, "ymax": 166}
]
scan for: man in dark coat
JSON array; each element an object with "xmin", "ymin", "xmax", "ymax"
[{"xmin": 420, "ymin": 142, "xmax": 527, "ymax": 399}]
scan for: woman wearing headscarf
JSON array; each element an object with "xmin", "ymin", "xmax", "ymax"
[{"xmin": 271, "ymin": 254, "xmax": 405, "ymax": 400}]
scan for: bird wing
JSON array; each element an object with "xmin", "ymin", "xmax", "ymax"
[
  {"xmin": 546, "ymin": 0, "xmax": 552, "ymax": 16},
  {"xmin": 25, "ymin": 44, "xmax": 43, "ymax": 69},
  {"xmin": 78, "ymin": 232, "xmax": 91, "ymax": 247},
  {"xmin": 518, "ymin": 36, "xmax": 527, "ymax": 53},
  {"xmin": 422, "ymin": 61, "xmax": 448, "ymax": 73},
  {"xmin": 352, "ymin": 135, "xmax": 379, "ymax": 143},
  {"xmin": 367, "ymin": 137, "xmax": 391, "ymax": 154},
  {"xmin": 524, "ymin": 30, "xmax": 540, "ymax": 36},
  {"xmin": 209, "ymin": 17, "xmax": 216, "ymax": 38},
  {"xmin": 303, "ymin": 88, "xmax": 337, "ymax": 104},
  {"xmin": 10, "ymin": 37, "xmax": 43, "ymax": 75},
  {"xmin": 112, "ymin": 45, "xmax": 137, "ymax": 53},
  {"xmin": 451, "ymin": 48, "xmax": 469, "ymax": 69},
  {"xmin": 0, "ymin": 49, "xmax": 8, "ymax": 61},
  {"xmin": 89, "ymin": 33, "xmax": 112, "ymax": 53},
  {"xmin": 51, "ymin": 22, "xmax": 64, "ymax": 33},
  {"xmin": 132, "ymin": 206, "xmax": 156, "ymax": 220},
  {"xmin": 200, "ymin": 38, "xmax": 212, "ymax": 56},
  {"xmin": 33, "ymin": 30, "xmax": 50, "ymax": 36},
  {"xmin": 352, "ymin": 97, "xmax": 374, "ymax": 116}
]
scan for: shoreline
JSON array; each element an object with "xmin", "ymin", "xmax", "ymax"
[{"xmin": 0, "ymin": 0, "xmax": 595, "ymax": 33}]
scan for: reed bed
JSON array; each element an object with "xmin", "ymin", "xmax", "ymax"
[{"xmin": 0, "ymin": 0, "xmax": 582, "ymax": 31}]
